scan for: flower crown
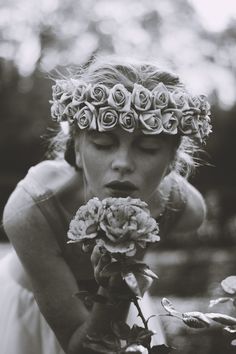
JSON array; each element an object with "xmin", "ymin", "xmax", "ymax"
[{"xmin": 50, "ymin": 79, "xmax": 212, "ymax": 142}]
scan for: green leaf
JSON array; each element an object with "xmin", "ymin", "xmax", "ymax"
[
  {"xmin": 206, "ymin": 312, "xmax": 236, "ymax": 325},
  {"xmin": 182, "ymin": 312, "xmax": 211, "ymax": 328},
  {"xmin": 221, "ymin": 276, "xmax": 236, "ymax": 295},
  {"xmin": 150, "ymin": 344, "xmax": 176, "ymax": 353}
]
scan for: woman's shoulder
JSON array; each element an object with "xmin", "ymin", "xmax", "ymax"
[
  {"xmin": 3, "ymin": 160, "xmax": 75, "ymax": 229},
  {"xmin": 26, "ymin": 159, "xmax": 77, "ymax": 191},
  {"xmin": 169, "ymin": 171, "xmax": 206, "ymax": 232},
  {"xmin": 2, "ymin": 162, "xmax": 73, "ymax": 248},
  {"xmin": 160, "ymin": 172, "xmax": 206, "ymax": 233}
]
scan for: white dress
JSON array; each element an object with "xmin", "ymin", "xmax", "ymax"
[{"xmin": 0, "ymin": 161, "xmax": 166, "ymax": 353}]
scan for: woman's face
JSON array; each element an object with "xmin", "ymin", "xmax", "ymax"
[{"xmin": 74, "ymin": 128, "xmax": 175, "ymax": 205}]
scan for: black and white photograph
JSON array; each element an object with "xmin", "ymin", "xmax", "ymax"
[{"xmin": 0, "ymin": 1, "xmax": 236, "ymax": 353}]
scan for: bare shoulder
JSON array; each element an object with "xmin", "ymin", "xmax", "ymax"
[{"xmin": 170, "ymin": 173, "xmax": 206, "ymax": 233}]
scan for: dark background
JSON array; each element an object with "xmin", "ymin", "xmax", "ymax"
[{"xmin": 0, "ymin": 1, "xmax": 236, "ymax": 352}]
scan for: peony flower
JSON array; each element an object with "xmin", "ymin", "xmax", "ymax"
[
  {"xmin": 161, "ymin": 109, "xmax": 182, "ymax": 135},
  {"xmin": 125, "ymin": 344, "xmax": 148, "ymax": 353},
  {"xmin": 67, "ymin": 198, "xmax": 103, "ymax": 242},
  {"xmin": 119, "ymin": 110, "xmax": 138, "ymax": 132},
  {"xmin": 97, "ymin": 106, "xmax": 119, "ymax": 131},
  {"xmin": 152, "ymin": 83, "xmax": 170, "ymax": 109},
  {"xmin": 74, "ymin": 103, "xmax": 97, "ymax": 130},
  {"xmin": 108, "ymin": 84, "xmax": 131, "ymax": 112},
  {"xmin": 71, "ymin": 82, "xmax": 90, "ymax": 107},
  {"xmin": 132, "ymin": 84, "xmax": 152, "ymax": 111},
  {"xmin": 139, "ymin": 109, "xmax": 163, "ymax": 135},
  {"xmin": 89, "ymin": 84, "xmax": 109, "ymax": 106},
  {"xmin": 98, "ymin": 197, "xmax": 160, "ymax": 255}
]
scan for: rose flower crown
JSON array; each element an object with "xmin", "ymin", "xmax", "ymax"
[{"xmin": 50, "ymin": 79, "xmax": 212, "ymax": 142}]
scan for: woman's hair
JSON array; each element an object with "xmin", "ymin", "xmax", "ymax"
[{"xmin": 46, "ymin": 56, "xmax": 203, "ymax": 178}]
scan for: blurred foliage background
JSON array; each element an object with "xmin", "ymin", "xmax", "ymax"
[{"xmin": 0, "ymin": 0, "xmax": 236, "ymax": 352}]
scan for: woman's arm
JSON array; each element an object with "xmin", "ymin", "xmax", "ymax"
[{"xmin": 3, "ymin": 187, "xmax": 129, "ymax": 353}]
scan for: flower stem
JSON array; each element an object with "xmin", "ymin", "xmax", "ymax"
[
  {"xmin": 132, "ymin": 297, "xmax": 152, "ymax": 353},
  {"xmin": 132, "ymin": 297, "xmax": 148, "ymax": 329}
]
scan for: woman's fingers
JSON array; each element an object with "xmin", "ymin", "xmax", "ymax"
[
  {"xmin": 91, "ymin": 247, "xmax": 111, "ymax": 286},
  {"xmin": 90, "ymin": 245, "xmax": 102, "ymax": 267}
]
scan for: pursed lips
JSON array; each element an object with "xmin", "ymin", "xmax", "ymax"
[{"xmin": 105, "ymin": 181, "xmax": 138, "ymax": 192}]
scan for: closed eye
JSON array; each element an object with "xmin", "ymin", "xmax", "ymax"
[
  {"xmin": 92, "ymin": 142, "xmax": 113, "ymax": 150},
  {"xmin": 139, "ymin": 146, "xmax": 161, "ymax": 154}
]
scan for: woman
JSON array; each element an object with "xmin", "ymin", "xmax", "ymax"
[{"xmin": 1, "ymin": 56, "xmax": 211, "ymax": 353}]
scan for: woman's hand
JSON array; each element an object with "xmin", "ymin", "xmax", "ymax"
[
  {"xmin": 91, "ymin": 245, "xmax": 126, "ymax": 291},
  {"xmin": 90, "ymin": 246, "xmax": 154, "ymax": 297},
  {"xmin": 91, "ymin": 245, "xmax": 112, "ymax": 287}
]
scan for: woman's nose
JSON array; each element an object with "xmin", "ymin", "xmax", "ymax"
[{"xmin": 111, "ymin": 148, "xmax": 135, "ymax": 174}]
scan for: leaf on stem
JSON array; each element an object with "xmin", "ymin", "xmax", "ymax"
[
  {"xmin": 161, "ymin": 298, "xmax": 182, "ymax": 318},
  {"xmin": 128, "ymin": 325, "xmax": 155, "ymax": 345},
  {"xmin": 209, "ymin": 297, "xmax": 234, "ymax": 307},
  {"xmin": 182, "ymin": 312, "xmax": 211, "ymax": 328},
  {"xmin": 122, "ymin": 272, "xmax": 142, "ymax": 297},
  {"xmin": 205, "ymin": 313, "xmax": 236, "ymax": 326}
]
